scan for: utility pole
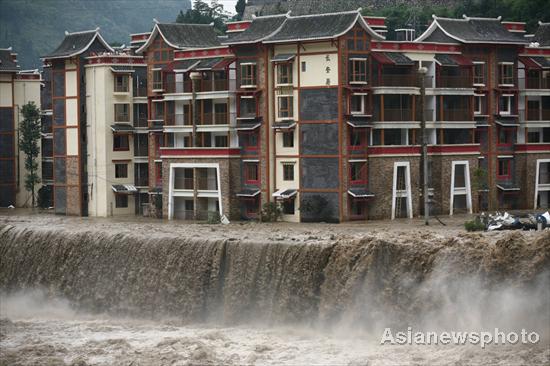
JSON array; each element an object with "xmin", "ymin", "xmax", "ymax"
[{"xmin": 418, "ymin": 67, "xmax": 429, "ymax": 225}]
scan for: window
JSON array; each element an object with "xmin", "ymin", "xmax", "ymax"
[
  {"xmin": 113, "ymin": 134, "xmax": 129, "ymax": 151},
  {"xmin": 155, "ymin": 162, "xmax": 162, "ymax": 187},
  {"xmin": 282, "ymin": 131, "xmax": 294, "ymax": 148},
  {"xmin": 282, "ymin": 199, "xmax": 295, "ymax": 215},
  {"xmin": 277, "ymin": 63, "xmax": 293, "ymax": 85},
  {"xmin": 350, "ymin": 94, "xmax": 367, "ymax": 115},
  {"xmin": 283, "ymin": 163, "xmax": 294, "ymax": 181},
  {"xmin": 244, "ymin": 163, "xmax": 259, "ymax": 184},
  {"xmin": 277, "ymin": 96, "xmax": 294, "ymax": 119},
  {"xmin": 115, "ymin": 163, "xmax": 128, "ymax": 178},
  {"xmin": 498, "ymin": 159, "xmax": 511, "ymax": 178},
  {"xmin": 474, "ymin": 95, "xmax": 484, "ymax": 115},
  {"xmin": 114, "ymin": 75, "xmax": 129, "ymax": 93},
  {"xmin": 114, "ymin": 104, "xmax": 129, "ymax": 122},
  {"xmin": 115, "ymin": 194, "xmax": 128, "ymax": 208},
  {"xmin": 240, "ymin": 63, "xmax": 256, "ymax": 87},
  {"xmin": 215, "ymin": 135, "xmax": 228, "ymax": 147},
  {"xmin": 214, "ymin": 104, "xmax": 228, "ymax": 124},
  {"xmin": 499, "ymin": 95, "xmax": 514, "ymax": 115},
  {"xmin": 527, "ymin": 130, "xmax": 541, "ymax": 143},
  {"xmin": 301, "ymin": 61, "xmax": 306, "ymax": 72},
  {"xmin": 349, "ymin": 58, "xmax": 367, "ymax": 84},
  {"xmin": 350, "ymin": 162, "xmax": 367, "ymax": 183},
  {"xmin": 349, "ymin": 129, "xmax": 366, "ymax": 148},
  {"xmin": 498, "ymin": 128, "xmax": 514, "ymax": 146},
  {"xmin": 350, "ymin": 199, "xmax": 366, "ymax": 218},
  {"xmin": 473, "ymin": 62, "xmax": 485, "ymax": 85},
  {"xmin": 152, "ymin": 69, "xmax": 162, "ymax": 90},
  {"xmin": 498, "ymin": 63, "xmax": 514, "ymax": 85},
  {"xmin": 239, "ymin": 97, "xmax": 256, "ymax": 118}
]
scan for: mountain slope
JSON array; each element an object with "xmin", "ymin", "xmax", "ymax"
[{"xmin": 0, "ymin": 0, "xmax": 191, "ymax": 69}]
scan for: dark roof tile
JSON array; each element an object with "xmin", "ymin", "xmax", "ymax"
[
  {"xmin": 157, "ymin": 23, "xmax": 221, "ymax": 49},
  {"xmin": 533, "ymin": 23, "xmax": 550, "ymax": 46},
  {"xmin": 43, "ymin": 30, "xmax": 112, "ymax": 59},
  {"xmin": 223, "ymin": 15, "xmax": 287, "ymax": 44},
  {"xmin": 0, "ymin": 49, "xmax": 19, "ymax": 72},
  {"xmin": 431, "ymin": 17, "xmax": 528, "ymax": 44}
]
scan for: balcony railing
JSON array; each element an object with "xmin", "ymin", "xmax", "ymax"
[
  {"xmin": 521, "ymin": 77, "xmax": 550, "ymax": 89},
  {"xmin": 114, "ymin": 84, "xmax": 129, "ymax": 93},
  {"xmin": 163, "ymin": 79, "xmax": 229, "ymax": 93},
  {"xmin": 417, "ymin": 109, "xmax": 435, "ymax": 121},
  {"xmin": 174, "ymin": 177, "xmax": 194, "ymax": 190},
  {"xmin": 134, "ymin": 85, "xmax": 147, "ymax": 97},
  {"xmin": 437, "ymin": 76, "xmax": 473, "ymax": 88},
  {"xmin": 521, "ymin": 109, "xmax": 550, "ymax": 121},
  {"xmin": 201, "ymin": 79, "xmax": 229, "ymax": 92},
  {"xmin": 173, "ymin": 210, "xmax": 220, "ymax": 221},
  {"xmin": 376, "ymin": 74, "xmax": 417, "ymax": 87},
  {"xmin": 439, "ymin": 109, "xmax": 471, "ymax": 121},
  {"xmin": 115, "ymin": 113, "xmax": 129, "ymax": 123},
  {"xmin": 200, "ymin": 112, "xmax": 229, "ymax": 125},
  {"xmin": 152, "ymin": 81, "xmax": 163, "ymax": 91},
  {"xmin": 165, "ymin": 113, "xmax": 192, "ymax": 126},
  {"xmin": 164, "ymin": 80, "xmax": 192, "ymax": 94},
  {"xmin": 134, "ymin": 115, "xmax": 148, "ymax": 128},
  {"xmin": 197, "ymin": 177, "xmax": 218, "ymax": 191}
]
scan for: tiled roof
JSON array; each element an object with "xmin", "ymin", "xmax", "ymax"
[
  {"xmin": 244, "ymin": 0, "xmax": 375, "ymax": 19},
  {"xmin": 157, "ymin": 23, "xmax": 221, "ymax": 49},
  {"xmin": 43, "ymin": 29, "xmax": 113, "ymax": 59},
  {"xmin": 263, "ymin": 11, "xmax": 383, "ymax": 43},
  {"xmin": 533, "ymin": 22, "xmax": 550, "ymax": 46},
  {"xmin": 421, "ymin": 16, "xmax": 528, "ymax": 44},
  {"xmin": 223, "ymin": 15, "xmax": 287, "ymax": 45},
  {"xmin": 0, "ymin": 49, "xmax": 19, "ymax": 72}
]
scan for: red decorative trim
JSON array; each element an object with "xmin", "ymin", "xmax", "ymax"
[
  {"xmin": 87, "ymin": 56, "xmax": 145, "ymax": 65},
  {"xmin": 15, "ymin": 74, "xmax": 40, "ymax": 80},
  {"xmin": 368, "ymin": 146, "xmax": 419, "ymax": 155},
  {"xmin": 371, "ymin": 41, "xmax": 461, "ymax": 53},
  {"xmin": 160, "ymin": 147, "xmax": 241, "ymax": 156},
  {"xmin": 174, "ymin": 47, "xmax": 234, "ymax": 60},
  {"xmin": 502, "ymin": 22, "xmax": 525, "ymax": 32},
  {"xmin": 428, "ymin": 144, "xmax": 480, "ymax": 153},
  {"xmin": 131, "ymin": 33, "xmax": 150, "ymax": 42},
  {"xmin": 227, "ymin": 21, "xmax": 251, "ymax": 32},
  {"xmin": 368, "ymin": 144, "xmax": 481, "ymax": 155},
  {"xmin": 521, "ymin": 48, "xmax": 550, "ymax": 56},
  {"xmin": 515, "ymin": 143, "xmax": 550, "ymax": 152},
  {"xmin": 363, "ymin": 16, "xmax": 386, "ymax": 27}
]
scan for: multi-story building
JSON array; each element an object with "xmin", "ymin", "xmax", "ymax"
[
  {"xmin": 0, "ymin": 48, "xmax": 41, "ymax": 208},
  {"xmin": 32, "ymin": 12, "xmax": 550, "ymax": 220}
]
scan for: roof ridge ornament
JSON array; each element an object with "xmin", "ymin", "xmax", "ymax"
[{"xmin": 153, "ymin": 18, "xmax": 159, "ymax": 24}]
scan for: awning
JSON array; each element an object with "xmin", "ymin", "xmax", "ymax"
[
  {"xmin": 110, "ymin": 66, "xmax": 135, "ymax": 73},
  {"xmin": 271, "ymin": 54, "xmax": 296, "ymax": 63},
  {"xmin": 170, "ymin": 59, "xmax": 201, "ymax": 73},
  {"xmin": 371, "ymin": 52, "xmax": 414, "ymax": 66},
  {"xmin": 236, "ymin": 118, "xmax": 262, "ymax": 131},
  {"xmin": 195, "ymin": 57, "xmax": 225, "ymax": 71},
  {"xmin": 497, "ymin": 183, "xmax": 520, "ymax": 191},
  {"xmin": 348, "ymin": 188, "xmax": 375, "ymax": 198},
  {"xmin": 112, "ymin": 184, "xmax": 138, "ymax": 194},
  {"xmin": 435, "ymin": 54, "xmax": 473, "ymax": 67},
  {"xmin": 272, "ymin": 120, "xmax": 296, "ymax": 130},
  {"xmin": 237, "ymin": 188, "xmax": 261, "ymax": 198},
  {"xmin": 495, "ymin": 119, "xmax": 520, "ymax": 127},
  {"xmin": 273, "ymin": 189, "xmax": 297, "ymax": 199},
  {"xmin": 212, "ymin": 57, "xmax": 235, "ymax": 70},
  {"xmin": 111, "ymin": 123, "xmax": 135, "ymax": 133},
  {"xmin": 519, "ymin": 56, "xmax": 550, "ymax": 69},
  {"xmin": 347, "ymin": 115, "xmax": 372, "ymax": 128},
  {"xmin": 475, "ymin": 120, "xmax": 490, "ymax": 127}
]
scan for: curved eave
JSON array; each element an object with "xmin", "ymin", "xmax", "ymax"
[{"xmin": 42, "ymin": 32, "xmax": 114, "ymax": 60}]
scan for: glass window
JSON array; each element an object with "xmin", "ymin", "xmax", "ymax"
[
  {"xmin": 152, "ymin": 70, "xmax": 162, "ymax": 90},
  {"xmin": 473, "ymin": 62, "xmax": 485, "ymax": 85},
  {"xmin": 113, "ymin": 134, "xmax": 129, "ymax": 151},
  {"xmin": 240, "ymin": 64, "xmax": 257, "ymax": 86},
  {"xmin": 245, "ymin": 163, "xmax": 259, "ymax": 183},
  {"xmin": 350, "ymin": 162, "xmax": 367, "ymax": 183},
  {"xmin": 498, "ymin": 159, "xmax": 511, "ymax": 177},
  {"xmin": 350, "ymin": 94, "xmax": 365, "ymax": 114},
  {"xmin": 282, "ymin": 131, "xmax": 294, "ymax": 148},
  {"xmin": 499, "ymin": 95, "xmax": 513, "ymax": 115},
  {"xmin": 114, "ymin": 75, "xmax": 129, "ymax": 93},
  {"xmin": 215, "ymin": 135, "xmax": 228, "ymax": 147},
  {"xmin": 115, "ymin": 163, "xmax": 128, "ymax": 178},
  {"xmin": 499, "ymin": 63, "xmax": 514, "ymax": 85},
  {"xmin": 474, "ymin": 95, "xmax": 484, "ymax": 115},
  {"xmin": 278, "ymin": 96, "xmax": 294, "ymax": 119},
  {"xmin": 283, "ymin": 164, "xmax": 294, "ymax": 181},
  {"xmin": 282, "ymin": 199, "xmax": 295, "ymax": 215},
  {"xmin": 277, "ymin": 63, "xmax": 293, "ymax": 85},
  {"xmin": 349, "ymin": 58, "xmax": 367, "ymax": 83},
  {"xmin": 115, "ymin": 194, "xmax": 128, "ymax": 208},
  {"xmin": 114, "ymin": 104, "xmax": 129, "ymax": 122}
]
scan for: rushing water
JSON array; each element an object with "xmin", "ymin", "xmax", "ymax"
[{"xmin": 1, "ymin": 223, "xmax": 549, "ymax": 365}]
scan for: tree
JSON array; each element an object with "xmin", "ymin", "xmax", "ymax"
[
  {"xmin": 19, "ymin": 102, "xmax": 41, "ymax": 207},
  {"xmin": 235, "ymin": 0, "xmax": 246, "ymax": 20},
  {"xmin": 176, "ymin": 0, "xmax": 229, "ymax": 34}
]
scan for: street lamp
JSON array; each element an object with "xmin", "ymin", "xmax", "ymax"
[{"xmin": 418, "ymin": 66, "xmax": 429, "ymax": 225}]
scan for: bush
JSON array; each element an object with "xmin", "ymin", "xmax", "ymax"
[
  {"xmin": 207, "ymin": 211, "xmax": 221, "ymax": 224},
  {"xmin": 300, "ymin": 195, "xmax": 333, "ymax": 222},
  {"xmin": 37, "ymin": 185, "xmax": 53, "ymax": 209},
  {"xmin": 465, "ymin": 217, "xmax": 485, "ymax": 232},
  {"xmin": 260, "ymin": 202, "xmax": 282, "ymax": 222}
]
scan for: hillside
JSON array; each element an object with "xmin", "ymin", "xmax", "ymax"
[{"xmin": 0, "ymin": 0, "xmax": 191, "ymax": 69}]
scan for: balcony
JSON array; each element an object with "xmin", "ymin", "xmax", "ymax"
[
  {"xmin": 164, "ymin": 79, "xmax": 229, "ymax": 94},
  {"xmin": 134, "ymin": 85, "xmax": 148, "ymax": 97},
  {"xmin": 164, "ymin": 80, "xmax": 192, "ymax": 94},
  {"xmin": 375, "ymin": 74, "xmax": 417, "ymax": 87},
  {"xmin": 200, "ymin": 112, "xmax": 228, "ymax": 125},
  {"xmin": 115, "ymin": 113, "xmax": 130, "ymax": 123},
  {"xmin": 439, "ymin": 109, "xmax": 471, "ymax": 121},
  {"xmin": 377, "ymin": 108, "xmax": 413, "ymax": 121},
  {"xmin": 134, "ymin": 115, "xmax": 148, "ymax": 128},
  {"xmin": 165, "ymin": 113, "xmax": 192, "ymax": 126},
  {"xmin": 437, "ymin": 76, "xmax": 473, "ymax": 88},
  {"xmin": 174, "ymin": 177, "xmax": 194, "ymax": 190},
  {"xmin": 521, "ymin": 109, "xmax": 550, "ymax": 121},
  {"xmin": 521, "ymin": 77, "xmax": 550, "ymax": 90},
  {"xmin": 200, "ymin": 79, "xmax": 229, "ymax": 92}
]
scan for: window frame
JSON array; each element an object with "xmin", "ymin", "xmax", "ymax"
[
  {"xmin": 349, "ymin": 128, "xmax": 367, "ymax": 150},
  {"xmin": 349, "ymin": 58, "xmax": 368, "ymax": 84},
  {"xmin": 240, "ymin": 63, "xmax": 257, "ymax": 87},
  {"xmin": 282, "ymin": 131, "xmax": 294, "ymax": 148},
  {"xmin": 244, "ymin": 162, "xmax": 260, "ymax": 184},
  {"xmin": 474, "ymin": 94, "xmax": 485, "ymax": 115},
  {"xmin": 114, "ymin": 103, "xmax": 130, "ymax": 122},
  {"xmin": 113, "ymin": 134, "xmax": 130, "ymax": 151},
  {"xmin": 277, "ymin": 95, "xmax": 294, "ymax": 120},
  {"xmin": 498, "ymin": 94, "xmax": 514, "ymax": 116},
  {"xmin": 498, "ymin": 62, "xmax": 514, "ymax": 86},
  {"xmin": 282, "ymin": 163, "xmax": 295, "ymax": 181},
  {"xmin": 276, "ymin": 62, "xmax": 293, "ymax": 86},
  {"xmin": 473, "ymin": 62, "xmax": 485, "ymax": 86},
  {"xmin": 349, "ymin": 161, "xmax": 367, "ymax": 184},
  {"xmin": 282, "ymin": 198, "xmax": 296, "ymax": 215},
  {"xmin": 115, "ymin": 194, "xmax": 128, "ymax": 208},
  {"xmin": 497, "ymin": 127, "xmax": 514, "ymax": 147},
  {"xmin": 497, "ymin": 159, "xmax": 512, "ymax": 179},
  {"xmin": 114, "ymin": 74, "xmax": 130, "ymax": 93},
  {"xmin": 152, "ymin": 69, "xmax": 163, "ymax": 90},
  {"xmin": 114, "ymin": 163, "xmax": 128, "ymax": 179},
  {"xmin": 350, "ymin": 94, "xmax": 367, "ymax": 115}
]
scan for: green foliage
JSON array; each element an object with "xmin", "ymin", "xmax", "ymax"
[
  {"xmin": 207, "ymin": 211, "xmax": 221, "ymax": 224},
  {"xmin": 37, "ymin": 185, "xmax": 53, "ymax": 209},
  {"xmin": 465, "ymin": 217, "xmax": 485, "ymax": 232},
  {"xmin": 300, "ymin": 195, "xmax": 333, "ymax": 223},
  {"xmin": 260, "ymin": 202, "xmax": 282, "ymax": 222},
  {"xmin": 176, "ymin": 0, "xmax": 229, "ymax": 34},
  {"xmin": 472, "ymin": 168, "xmax": 489, "ymax": 191},
  {"xmin": 19, "ymin": 102, "xmax": 41, "ymax": 207},
  {"xmin": 235, "ymin": 0, "xmax": 246, "ymax": 20}
]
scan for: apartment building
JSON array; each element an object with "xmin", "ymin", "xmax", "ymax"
[
  {"xmin": 0, "ymin": 48, "xmax": 41, "ymax": 208},
  {"xmin": 32, "ymin": 11, "xmax": 549, "ymax": 220}
]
